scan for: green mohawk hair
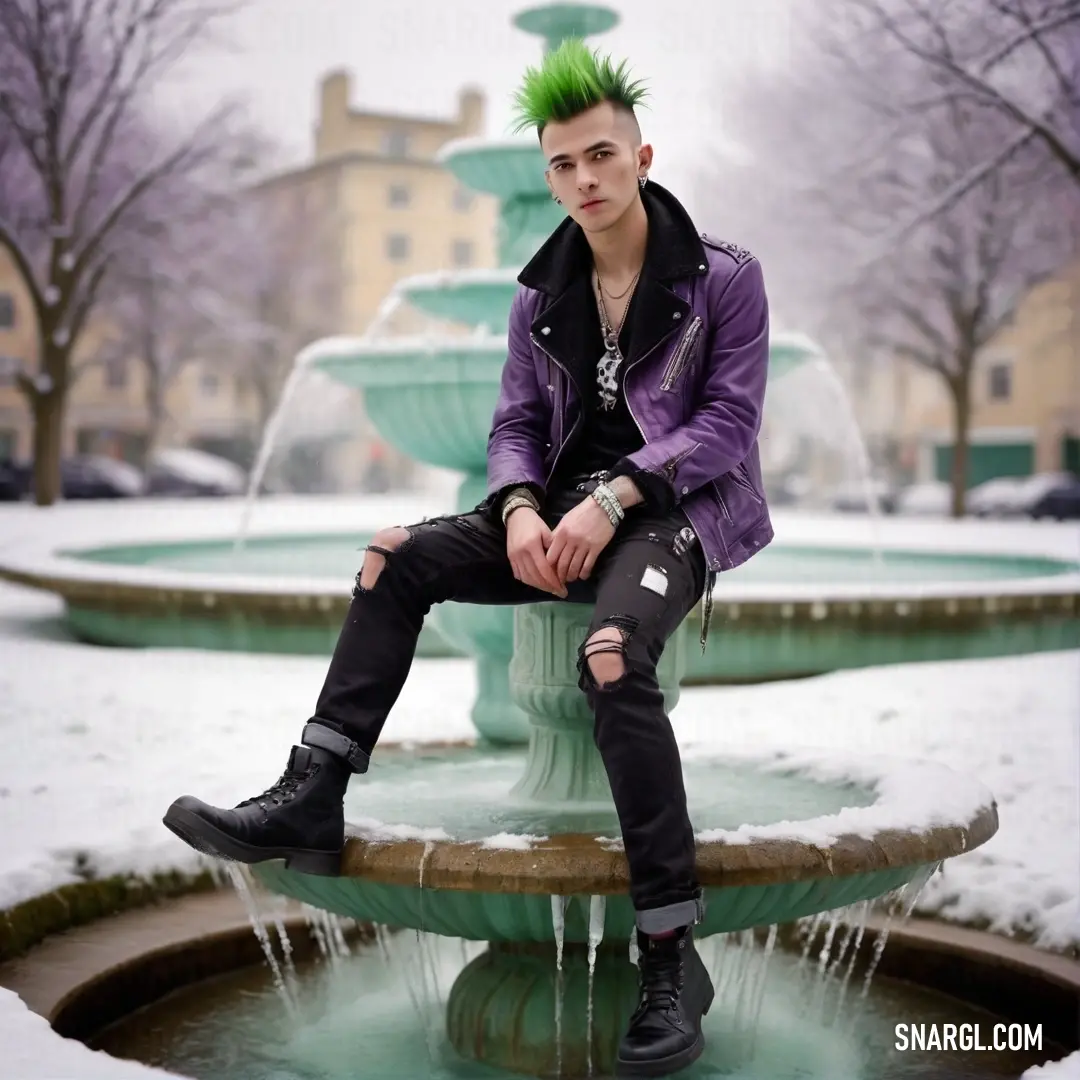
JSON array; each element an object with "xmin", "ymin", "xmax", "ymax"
[{"xmin": 510, "ymin": 38, "xmax": 649, "ymax": 137}]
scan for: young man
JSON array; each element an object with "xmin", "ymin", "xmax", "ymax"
[{"xmin": 164, "ymin": 40, "xmax": 771, "ymax": 1077}]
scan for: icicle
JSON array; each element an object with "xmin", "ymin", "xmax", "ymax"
[
  {"xmin": 586, "ymin": 896, "xmax": 606, "ymax": 1078},
  {"xmin": 731, "ymin": 929, "xmax": 761, "ymax": 1033},
  {"xmin": 899, "ymin": 862, "xmax": 939, "ymax": 919},
  {"xmin": 859, "ymin": 909, "xmax": 895, "ymax": 999},
  {"xmin": 328, "ymin": 913, "xmax": 352, "ymax": 958},
  {"xmin": 816, "ymin": 912, "xmax": 841, "ymax": 978},
  {"xmin": 746, "ymin": 924, "xmax": 777, "ymax": 1043},
  {"xmin": 270, "ymin": 910, "xmax": 297, "ymax": 984},
  {"xmin": 411, "ymin": 841, "xmax": 439, "ymax": 1043},
  {"xmin": 832, "ymin": 901, "xmax": 871, "ymax": 1022},
  {"xmin": 224, "ymin": 865, "xmax": 296, "ymax": 1018},
  {"xmin": 798, "ymin": 911, "xmax": 826, "ymax": 969},
  {"xmin": 551, "ymin": 896, "xmax": 568, "ymax": 1079},
  {"xmin": 303, "ymin": 903, "xmax": 331, "ymax": 958},
  {"xmin": 374, "ymin": 922, "xmax": 393, "ymax": 964},
  {"xmin": 551, "ymin": 895, "xmax": 567, "ymax": 971}
]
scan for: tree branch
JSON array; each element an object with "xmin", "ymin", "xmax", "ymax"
[
  {"xmin": 0, "ymin": 215, "xmax": 45, "ymax": 326},
  {"xmin": 855, "ymin": 128, "xmax": 1037, "ymax": 273}
]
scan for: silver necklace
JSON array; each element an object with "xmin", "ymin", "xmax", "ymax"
[{"xmin": 593, "ymin": 268, "xmax": 641, "ymax": 411}]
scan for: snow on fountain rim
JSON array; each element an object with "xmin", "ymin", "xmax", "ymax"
[
  {"xmin": 2, "ymin": 542, "xmax": 1075, "ymax": 603},
  {"xmin": 1, "ymin": 497, "xmax": 1077, "ymax": 602},
  {"xmin": 394, "ymin": 266, "xmax": 520, "ymax": 291},
  {"xmin": 335, "ymin": 745, "xmax": 993, "ymax": 856},
  {"xmin": 686, "ymin": 746, "xmax": 994, "ymax": 849},
  {"xmin": 435, "ymin": 134, "xmax": 538, "ymax": 164},
  {"xmin": 297, "ymin": 330, "xmax": 508, "ymax": 359}
]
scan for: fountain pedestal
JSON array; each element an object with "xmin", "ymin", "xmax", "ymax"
[
  {"xmin": 447, "ymin": 941, "xmax": 639, "ymax": 1078},
  {"xmin": 510, "ymin": 603, "xmax": 686, "ymax": 803}
]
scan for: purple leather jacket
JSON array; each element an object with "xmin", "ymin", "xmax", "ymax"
[{"xmin": 485, "ymin": 181, "xmax": 773, "ymax": 587}]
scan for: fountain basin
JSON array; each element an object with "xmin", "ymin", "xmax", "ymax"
[
  {"xmin": 394, "ymin": 267, "xmax": 519, "ymax": 330},
  {"xmin": 308, "ymin": 337, "xmax": 506, "ymax": 471},
  {"xmin": 245, "ymin": 744, "xmax": 998, "ymax": 943},
  {"xmin": 2, "ymin": 530, "xmax": 1076, "ymax": 679},
  {"xmin": 8, "ymin": 887, "xmax": 1073, "ymax": 1080}
]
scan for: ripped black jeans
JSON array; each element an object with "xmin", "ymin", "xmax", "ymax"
[{"xmin": 310, "ymin": 487, "xmax": 708, "ymax": 930}]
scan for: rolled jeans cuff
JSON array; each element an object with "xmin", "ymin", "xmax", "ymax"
[{"xmin": 635, "ymin": 894, "xmax": 706, "ymax": 934}]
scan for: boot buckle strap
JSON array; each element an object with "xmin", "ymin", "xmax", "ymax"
[{"xmin": 302, "ymin": 722, "xmax": 370, "ymax": 773}]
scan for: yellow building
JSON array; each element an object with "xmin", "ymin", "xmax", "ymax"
[
  {"xmin": 0, "ymin": 71, "xmax": 498, "ymax": 486},
  {"xmin": 866, "ymin": 260, "xmax": 1080, "ymax": 486}
]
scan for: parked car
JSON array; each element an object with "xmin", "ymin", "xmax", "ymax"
[
  {"xmin": 895, "ymin": 481, "xmax": 951, "ymax": 516},
  {"xmin": 0, "ymin": 459, "xmax": 28, "ymax": 501},
  {"xmin": 828, "ymin": 479, "xmax": 897, "ymax": 514},
  {"xmin": 60, "ymin": 455, "xmax": 144, "ymax": 499},
  {"xmin": 966, "ymin": 476, "xmax": 1024, "ymax": 518},
  {"xmin": 1029, "ymin": 475, "xmax": 1080, "ymax": 521},
  {"xmin": 967, "ymin": 472, "xmax": 1075, "ymax": 518},
  {"xmin": 144, "ymin": 447, "xmax": 247, "ymax": 497}
]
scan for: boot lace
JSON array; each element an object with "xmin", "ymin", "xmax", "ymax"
[
  {"xmin": 638, "ymin": 952, "xmax": 683, "ymax": 1013},
  {"xmin": 236, "ymin": 765, "xmax": 312, "ymax": 809}
]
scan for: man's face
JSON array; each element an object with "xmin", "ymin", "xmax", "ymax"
[{"xmin": 541, "ymin": 101, "xmax": 652, "ymax": 233}]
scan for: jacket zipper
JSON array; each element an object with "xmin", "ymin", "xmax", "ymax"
[
  {"xmin": 660, "ymin": 316, "xmax": 703, "ymax": 391},
  {"xmin": 621, "ymin": 314, "xmax": 727, "ymax": 654},
  {"xmin": 729, "ymin": 463, "xmax": 763, "ymax": 504},
  {"xmin": 532, "ymin": 333, "xmax": 580, "ymax": 484},
  {"xmin": 621, "ymin": 329, "xmax": 679, "ymax": 450}
]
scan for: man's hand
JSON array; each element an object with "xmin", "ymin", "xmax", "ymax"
[
  {"xmin": 506, "ymin": 507, "xmax": 567, "ymax": 598},
  {"xmin": 546, "ymin": 496, "xmax": 616, "ymax": 584}
]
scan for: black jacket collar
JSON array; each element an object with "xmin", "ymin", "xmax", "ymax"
[
  {"xmin": 517, "ymin": 179, "xmax": 709, "ymax": 296},
  {"xmin": 518, "ymin": 182, "xmax": 707, "ymax": 389}
]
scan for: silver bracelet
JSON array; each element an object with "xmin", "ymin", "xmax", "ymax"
[
  {"xmin": 501, "ymin": 495, "xmax": 536, "ymax": 526},
  {"xmin": 591, "ymin": 482, "xmax": 624, "ymax": 527}
]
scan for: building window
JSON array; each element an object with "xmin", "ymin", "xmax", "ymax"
[
  {"xmin": 0, "ymin": 293, "xmax": 14, "ymax": 329},
  {"xmin": 388, "ymin": 183, "xmax": 410, "ymax": 208},
  {"xmin": 451, "ymin": 240, "xmax": 473, "ymax": 268},
  {"xmin": 988, "ymin": 361, "xmax": 1012, "ymax": 401},
  {"xmin": 0, "ymin": 354, "xmax": 18, "ymax": 386},
  {"xmin": 452, "ymin": 186, "xmax": 474, "ymax": 212},
  {"xmin": 104, "ymin": 356, "xmax": 128, "ymax": 389},
  {"xmin": 382, "ymin": 127, "xmax": 410, "ymax": 158},
  {"xmin": 0, "ymin": 429, "xmax": 14, "ymax": 459},
  {"xmin": 200, "ymin": 370, "xmax": 220, "ymax": 398},
  {"xmin": 386, "ymin": 233, "xmax": 410, "ymax": 261}
]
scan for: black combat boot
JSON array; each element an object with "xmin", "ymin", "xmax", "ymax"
[
  {"xmin": 616, "ymin": 925, "xmax": 715, "ymax": 1077},
  {"xmin": 162, "ymin": 723, "xmax": 368, "ymax": 876}
]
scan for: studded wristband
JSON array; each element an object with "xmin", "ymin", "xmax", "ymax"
[
  {"xmin": 590, "ymin": 482, "xmax": 624, "ymax": 527},
  {"xmin": 501, "ymin": 495, "xmax": 538, "ymax": 526}
]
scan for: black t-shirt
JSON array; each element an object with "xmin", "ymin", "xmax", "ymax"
[{"xmin": 550, "ymin": 284, "xmax": 644, "ymax": 491}]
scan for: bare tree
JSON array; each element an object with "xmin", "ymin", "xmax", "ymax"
[
  {"xmin": 79, "ymin": 217, "xmax": 221, "ymax": 463},
  {"xmin": 843, "ymin": 0, "xmax": 1080, "ymax": 236},
  {"xmin": 701, "ymin": 2, "xmax": 1075, "ymax": 516},
  {"xmin": 0, "ymin": 0, "xmax": 244, "ymax": 504},
  {"xmin": 214, "ymin": 174, "xmax": 346, "ymax": 436}
]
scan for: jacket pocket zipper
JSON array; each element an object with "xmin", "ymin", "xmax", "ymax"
[
  {"xmin": 660, "ymin": 316, "xmax": 703, "ymax": 392},
  {"xmin": 710, "ymin": 480, "xmax": 733, "ymax": 524},
  {"xmin": 729, "ymin": 462, "xmax": 763, "ymax": 504}
]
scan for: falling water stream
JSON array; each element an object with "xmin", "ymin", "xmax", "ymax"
[
  {"xmin": 232, "ymin": 291, "xmax": 405, "ymax": 554},
  {"xmin": 223, "ymin": 865, "xmax": 297, "ymax": 1019}
]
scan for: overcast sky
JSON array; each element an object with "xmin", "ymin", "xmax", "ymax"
[{"xmin": 164, "ymin": 0, "xmax": 795, "ymax": 216}]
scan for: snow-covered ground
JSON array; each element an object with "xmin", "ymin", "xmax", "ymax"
[{"xmin": 0, "ymin": 496, "xmax": 1078, "ymax": 1079}]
